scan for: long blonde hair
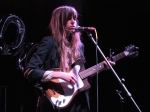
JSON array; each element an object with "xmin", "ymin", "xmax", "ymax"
[{"xmin": 49, "ymin": 5, "xmax": 82, "ymax": 69}]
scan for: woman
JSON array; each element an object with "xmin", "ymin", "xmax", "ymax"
[{"xmin": 24, "ymin": 5, "xmax": 115, "ymax": 112}]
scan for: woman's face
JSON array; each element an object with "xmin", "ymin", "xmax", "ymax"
[{"xmin": 65, "ymin": 16, "xmax": 77, "ymax": 34}]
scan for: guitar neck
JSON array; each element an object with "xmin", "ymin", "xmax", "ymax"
[
  {"xmin": 112, "ymin": 51, "xmax": 127, "ymax": 62},
  {"xmin": 79, "ymin": 62, "xmax": 104, "ymax": 79},
  {"xmin": 79, "ymin": 51, "xmax": 127, "ymax": 79}
]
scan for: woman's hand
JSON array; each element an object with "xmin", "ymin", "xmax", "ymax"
[
  {"xmin": 52, "ymin": 71, "xmax": 77, "ymax": 84},
  {"xmin": 102, "ymin": 58, "xmax": 116, "ymax": 70},
  {"xmin": 62, "ymin": 72, "xmax": 77, "ymax": 84}
]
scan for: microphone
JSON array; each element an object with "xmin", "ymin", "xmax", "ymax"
[{"xmin": 75, "ymin": 26, "xmax": 95, "ymax": 32}]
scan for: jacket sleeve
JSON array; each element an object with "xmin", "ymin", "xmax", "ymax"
[{"xmin": 24, "ymin": 36, "xmax": 55, "ymax": 82}]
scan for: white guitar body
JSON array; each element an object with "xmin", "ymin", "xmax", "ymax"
[{"xmin": 45, "ymin": 64, "xmax": 84, "ymax": 108}]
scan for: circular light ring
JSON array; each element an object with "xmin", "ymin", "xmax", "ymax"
[
  {"xmin": 17, "ymin": 42, "xmax": 39, "ymax": 72},
  {"xmin": 0, "ymin": 14, "xmax": 25, "ymax": 55}
]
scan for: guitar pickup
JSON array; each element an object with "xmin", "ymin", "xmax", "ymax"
[
  {"xmin": 63, "ymin": 99, "xmax": 65, "ymax": 103},
  {"xmin": 59, "ymin": 101, "xmax": 62, "ymax": 105}
]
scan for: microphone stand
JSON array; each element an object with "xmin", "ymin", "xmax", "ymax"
[
  {"xmin": 116, "ymin": 90, "xmax": 124, "ymax": 112},
  {"xmin": 86, "ymin": 32, "xmax": 142, "ymax": 112}
]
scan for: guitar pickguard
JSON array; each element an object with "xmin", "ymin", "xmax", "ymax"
[{"xmin": 45, "ymin": 64, "xmax": 84, "ymax": 108}]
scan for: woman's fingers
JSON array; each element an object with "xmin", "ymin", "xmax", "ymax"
[{"xmin": 69, "ymin": 74, "xmax": 77, "ymax": 84}]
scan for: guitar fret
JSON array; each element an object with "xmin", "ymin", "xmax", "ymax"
[
  {"xmin": 113, "ymin": 52, "xmax": 125, "ymax": 62},
  {"xmin": 79, "ymin": 62, "xmax": 104, "ymax": 79}
]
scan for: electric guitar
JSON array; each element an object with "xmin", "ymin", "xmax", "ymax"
[{"xmin": 43, "ymin": 44, "xmax": 139, "ymax": 109}]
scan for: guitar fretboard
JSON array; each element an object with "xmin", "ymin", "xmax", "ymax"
[
  {"xmin": 112, "ymin": 52, "xmax": 126, "ymax": 62},
  {"xmin": 79, "ymin": 62, "xmax": 104, "ymax": 79},
  {"xmin": 79, "ymin": 51, "xmax": 126, "ymax": 79}
]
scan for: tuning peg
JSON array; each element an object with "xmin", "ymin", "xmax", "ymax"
[
  {"xmin": 129, "ymin": 44, "xmax": 139, "ymax": 50},
  {"xmin": 135, "ymin": 46, "xmax": 139, "ymax": 50},
  {"xmin": 129, "ymin": 51, "xmax": 139, "ymax": 58},
  {"xmin": 134, "ymin": 51, "xmax": 139, "ymax": 57}
]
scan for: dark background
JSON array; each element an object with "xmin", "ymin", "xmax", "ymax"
[{"xmin": 0, "ymin": 0, "xmax": 150, "ymax": 112}]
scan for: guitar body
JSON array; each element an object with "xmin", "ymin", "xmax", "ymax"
[{"xmin": 43, "ymin": 58, "xmax": 91, "ymax": 109}]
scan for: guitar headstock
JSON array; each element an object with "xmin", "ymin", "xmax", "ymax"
[{"xmin": 124, "ymin": 44, "xmax": 139, "ymax": 58}]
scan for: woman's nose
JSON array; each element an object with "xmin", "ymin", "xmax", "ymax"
[{"xmin": 71, "ymin": 18, "xmax": 75, "ymax": 22}]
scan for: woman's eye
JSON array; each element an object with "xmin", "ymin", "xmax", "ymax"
[
  {"xmin": 68, "ymin": 16, "xmax": 77, "ymax": 21},
  {"xmin": 73, "ymin": 18, "xmax": 77, "ymax": 21}
]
